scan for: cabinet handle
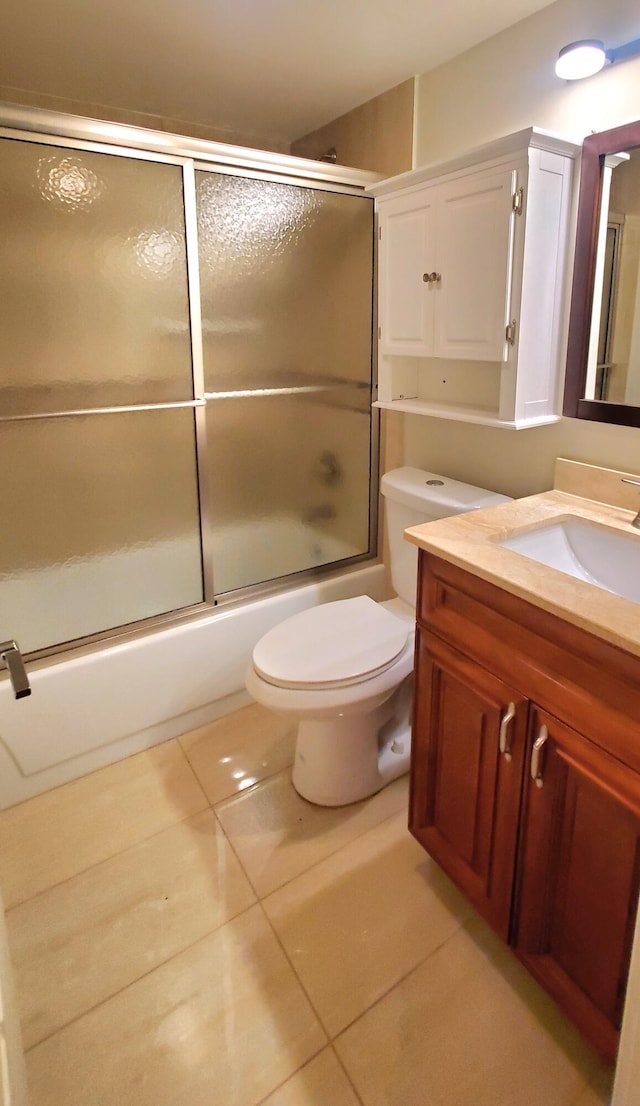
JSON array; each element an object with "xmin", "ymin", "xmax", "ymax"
[
  {"xmin": 530, "ymin": 724, "xmax": 548, "ymax": 788},
  {"xmin": 499, "ymin": 701, "xmax": 516, "ymax": 760}
]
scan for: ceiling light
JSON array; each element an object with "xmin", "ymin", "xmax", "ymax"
[
  {"xmin": 555, "ymin": 36, "xmax": 640, "ymax": 80},
  {"xmin": 555, "ymin": 40, "xmax": 606, "ymax": 80}
]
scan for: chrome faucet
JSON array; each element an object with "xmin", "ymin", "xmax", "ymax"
[
  {"xmin": 303, "ymin": 503, "xmax": 336, "ymax": 524},
  {"xmin": 0, "ymin": 640, "xmax": 31, "ymax": 699}
]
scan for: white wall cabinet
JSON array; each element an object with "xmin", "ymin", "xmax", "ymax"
[{"xmin": 369, "ymin": 129, "xmax": 580, "ymax": 428}]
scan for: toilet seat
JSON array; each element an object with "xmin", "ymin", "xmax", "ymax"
[{"xmin": 252, "ymin": 595, "xmax": 410, "ymax": 691}]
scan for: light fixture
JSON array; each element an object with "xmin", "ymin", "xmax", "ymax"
[
  {"xmin": 555, "ymin": 39, "xmax": 606, "ymax": 80},
  {"xmin": 555, "ymin": 36, "xmax": 640, "ymax": 80}
]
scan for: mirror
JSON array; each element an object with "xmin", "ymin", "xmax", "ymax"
[{"xmin": 564, "ymin": 118, "xmax": 640, "ymax": 426}]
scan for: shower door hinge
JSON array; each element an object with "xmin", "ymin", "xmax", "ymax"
[
  {"xmin": 512, "ymin": 186, "xmax": 524, "ymax": 215},
  {"xmin": 505, "ymin": 319, "xmax": 517, "ymax": 346}
]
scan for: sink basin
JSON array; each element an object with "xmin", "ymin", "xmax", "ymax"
[{"xmin": 498, "ymin": 517, "xmax": 640, "ymax": 603}]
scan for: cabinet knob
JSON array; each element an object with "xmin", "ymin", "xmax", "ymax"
[
  {"xmin": 422, "ymin": 272, "xmax": 441, "ymax": 284},
  {"xmin": 530, "ymin": 724, "xmax": 548, "ymax": 788},
  {"xmin": 499, "ymin": 702, "xmax": 516, "ymax": 760}
]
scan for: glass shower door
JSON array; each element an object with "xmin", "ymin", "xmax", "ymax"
[
  {"xmin": 0, "ymin": 137, "xmax": 204, "ymax": 653},
  {"xmin": 195, "ymin": 169, "xmax": 375, "ymax": 595}
]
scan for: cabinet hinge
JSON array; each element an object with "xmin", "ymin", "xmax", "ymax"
[
  {"xmin": 505, "ymin": 319, "xmax": 517, "ymax": 346},
  {"xmin": 378, "ymin": 326, "xmax": 382, "ymax": 340},
  {"xmin": 512, "ymin": 187, "xmax": 524, "ymax": 215}
]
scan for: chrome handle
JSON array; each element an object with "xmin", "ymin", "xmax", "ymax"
[
  {"xmin": 530, "ymin": 724, "xmax": 548, "ymax": 788},
  {"xmin": 499, "ymin": 702, "xmax": 516, "ymax": 761},
  {"xmin": 0, "ymin": 640, "xmax": 31, "ymax": 699},
  {"xmin": 0, "ymin": 398, "xmax": 206, "ymax": 424},
  {"xmin": 622, "ymin": 478, "xmax": 640, "ymax": 487}
]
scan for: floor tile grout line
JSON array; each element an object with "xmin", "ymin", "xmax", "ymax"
[
  {"xmin": 22, "ymin": 898, "xmax": 261, "ymax": 1054},
  {"xmin": 256, "ymin": 898, "xmax": 332, "ymax": 1040},
  {"xmin": 210, "ymin": 804, "xmax": 264, "ymax": 899},
  {"xmin": 329, "ymin": 922, "xmax": 468, "ymax": 1044},
  {"xmin": 255, "ymin": 894, "xmax": 464, "ymax": 1085},
  {"xmin": 202, "ymin": 755, "xmax": 297, "ymax": 816},
  {"xmin": 211, "ymin": 762, "xmax": 293, "ymax": 815},
  {"xmin": 11, "ymin": 767, "xmax": 408, "ymax": 919},
  {"xmin": 4, "ymin": 798, "xmax": 213, "ymax": 915},
  {"xmin": 213, "ymin": 769, "xmax": 411, "ymax": 903},
  {"xmin": 255, "ymin": 881, "xmax": 463, "ymax": 1102},
  {"xmin": 179, "ymin": 731, "xmax": 297, "ymax": 808},
  {"xmin": 329, "ymin": 1041, "xmax": 367, "ymax": 1106},
  {"xmin": 250, "ymin": 1043, "xmax": 331, "ymax": 1106},
  {"xmin": 174, "ymin": 735, "xmax": 212, "ymax": 806}
]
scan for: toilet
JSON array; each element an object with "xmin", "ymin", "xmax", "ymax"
[{"xmin": 246, "ymin": 467, "xmax": 511, "ymax": 806}]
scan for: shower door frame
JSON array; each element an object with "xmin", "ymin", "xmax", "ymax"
[{"xmin": 0, "ymin": 104, "xmax": 380, "ymax": 662}]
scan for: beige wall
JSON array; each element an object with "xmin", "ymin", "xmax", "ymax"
[
  {"xmin": 0, "ymin": 84, "xmax": 291, "ymax": 155},
  {"xmin": 405, "ymin": 0, "xmax": 640, "ymax": 496},
  {"xmin": 291, "ymin": 79, "xmax": 415, "ymax": 176}
]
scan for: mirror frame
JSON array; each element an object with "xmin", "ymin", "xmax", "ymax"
[{"xmin": 563, "ymin": 117, "xmax": 640, "ymax": 427}]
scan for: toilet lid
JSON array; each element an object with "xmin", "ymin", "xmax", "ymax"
[{"xmin": 253, "ymin": 596, "xmax": 411, "ymax": 690}]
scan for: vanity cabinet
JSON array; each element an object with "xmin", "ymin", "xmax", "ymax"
[
  {"xmin": 369, "ymin": 129, "xmax": 579, "ymax": 428},
  {"xmin": 411, "ymin": 551, "xmax": 640, "ymax": 1061}
]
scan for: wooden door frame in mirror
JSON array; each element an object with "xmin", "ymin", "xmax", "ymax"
[{"xmin": 563, "ymin": 117, "xmax": 640, "ymax": 427}]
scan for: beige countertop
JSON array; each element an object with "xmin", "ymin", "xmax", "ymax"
[{"xmin": 404, "ymin": 458, "xmax": 640, "ymax": 660}]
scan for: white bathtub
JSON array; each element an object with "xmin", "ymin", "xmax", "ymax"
[{"xmin": 0, "ymin": 533, "xmax": 386, "ymax": 810}]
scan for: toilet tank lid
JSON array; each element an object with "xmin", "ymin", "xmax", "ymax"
[{"xmin": 380, "ymin": 467, "xmax": 511, "ymax": 514}]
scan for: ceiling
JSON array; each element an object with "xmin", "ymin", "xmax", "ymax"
[{"xmin": 1, "ymin": 0, "xmax": 559, "ymax": 145}]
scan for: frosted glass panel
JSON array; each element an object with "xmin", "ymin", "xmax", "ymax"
[
  {"xmin": 0, "ymin": 410, "xmax": 203, "ymax": 652},
  {"xmin": 196, "ymin": 171, "xmax": 374, "ymax": 593},
  {"xmin": 206, "ymin": 394, "xmax": 371, "ymax": 592},
  {"xmin": 0, "ymin": 139, "xmax": 193, "ymax": 416}
]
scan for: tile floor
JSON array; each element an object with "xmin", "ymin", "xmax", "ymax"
[{"xmin": 0, "ymin": 702, "xmax": 614, "ymax": 1106}]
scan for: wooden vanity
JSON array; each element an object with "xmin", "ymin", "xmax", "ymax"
[{"xmin": 405, "ymin": 460, "xmax": 640, "ymax": 1062}]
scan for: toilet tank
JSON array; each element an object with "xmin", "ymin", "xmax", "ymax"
[{"xmin": 380, "ymin": 467, "xmax": 511, "ymax": 607}]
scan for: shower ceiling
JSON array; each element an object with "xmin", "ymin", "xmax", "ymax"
[{"xmin": 1, "ymin": 0, "xmax": 557, "ymax": 145}]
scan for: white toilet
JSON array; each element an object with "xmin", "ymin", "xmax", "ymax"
[{"xmin": 246, "ymin": 467, "xmax": 510, "ymax": 806}]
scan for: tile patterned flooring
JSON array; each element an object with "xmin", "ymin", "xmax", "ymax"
[{"xmin": 0, "ymin": 702, "xmax": 614, "ymax": 1106}]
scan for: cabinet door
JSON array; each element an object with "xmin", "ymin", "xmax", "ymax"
[
  {"xmin": 410, "ymin": 630, "xmax": 528, "ymax": 939},
  {"xmin": 514, "ymin": 707, "xmax": 640, "ymax": 1062},
  {"xmin": 378, "ymin": 189, "xmax": 436, "ymax": 355},
  {"xmin": 434, "ymin": 167, "xmax": 516, "ymax": 361}
]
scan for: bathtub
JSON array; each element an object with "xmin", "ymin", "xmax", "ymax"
[{"xmin": 0, "ymin": 524, "xmax": 386, "ymax": 811}]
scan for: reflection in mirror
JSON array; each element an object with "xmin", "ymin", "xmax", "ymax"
[
  {"xmin": 563, "ymin": 117, "xmax": 640, "ymax": 427},
  {"xmin": 588, "ymin": 149, "xmax": 640, "ymax": 404}
]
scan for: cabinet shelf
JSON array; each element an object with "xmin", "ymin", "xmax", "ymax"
[{"xmin": 373, "ymin": 397, "xmax": 560, "ymax": 428}]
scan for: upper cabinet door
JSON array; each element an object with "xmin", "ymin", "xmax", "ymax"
[
  {"xmin": 377, "ymin": 168, "xmax": 516, "ymax": 362},
  {"xmin": 378, "ymin": 189, "xmax": 436, "ymax": 355},
  {"xmin": 434, "ymin": 167, "xmax": 516, "ymax": 361}
]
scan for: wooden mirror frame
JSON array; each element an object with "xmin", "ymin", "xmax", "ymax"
[{"xmin": 563, "ymin": 117, "xmax": 640, "ymax": 427}]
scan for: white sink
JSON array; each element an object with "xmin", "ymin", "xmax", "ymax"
[{"xmin": 498, "ymin": 517, "xmax": 640, "ymax": 604}]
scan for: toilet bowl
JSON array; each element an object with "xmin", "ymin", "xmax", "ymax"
[
  {"xmin": 246, "ymin": 468, "xmax": 511, "ymax": 806},
  {"xmin": 246, "ymin": 594, "xmax": 416, "ymax": 806}
]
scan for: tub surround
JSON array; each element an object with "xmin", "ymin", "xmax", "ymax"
[{"xmin": 405, "ymin": 458, "xmax": 640, "ymax": 658}]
